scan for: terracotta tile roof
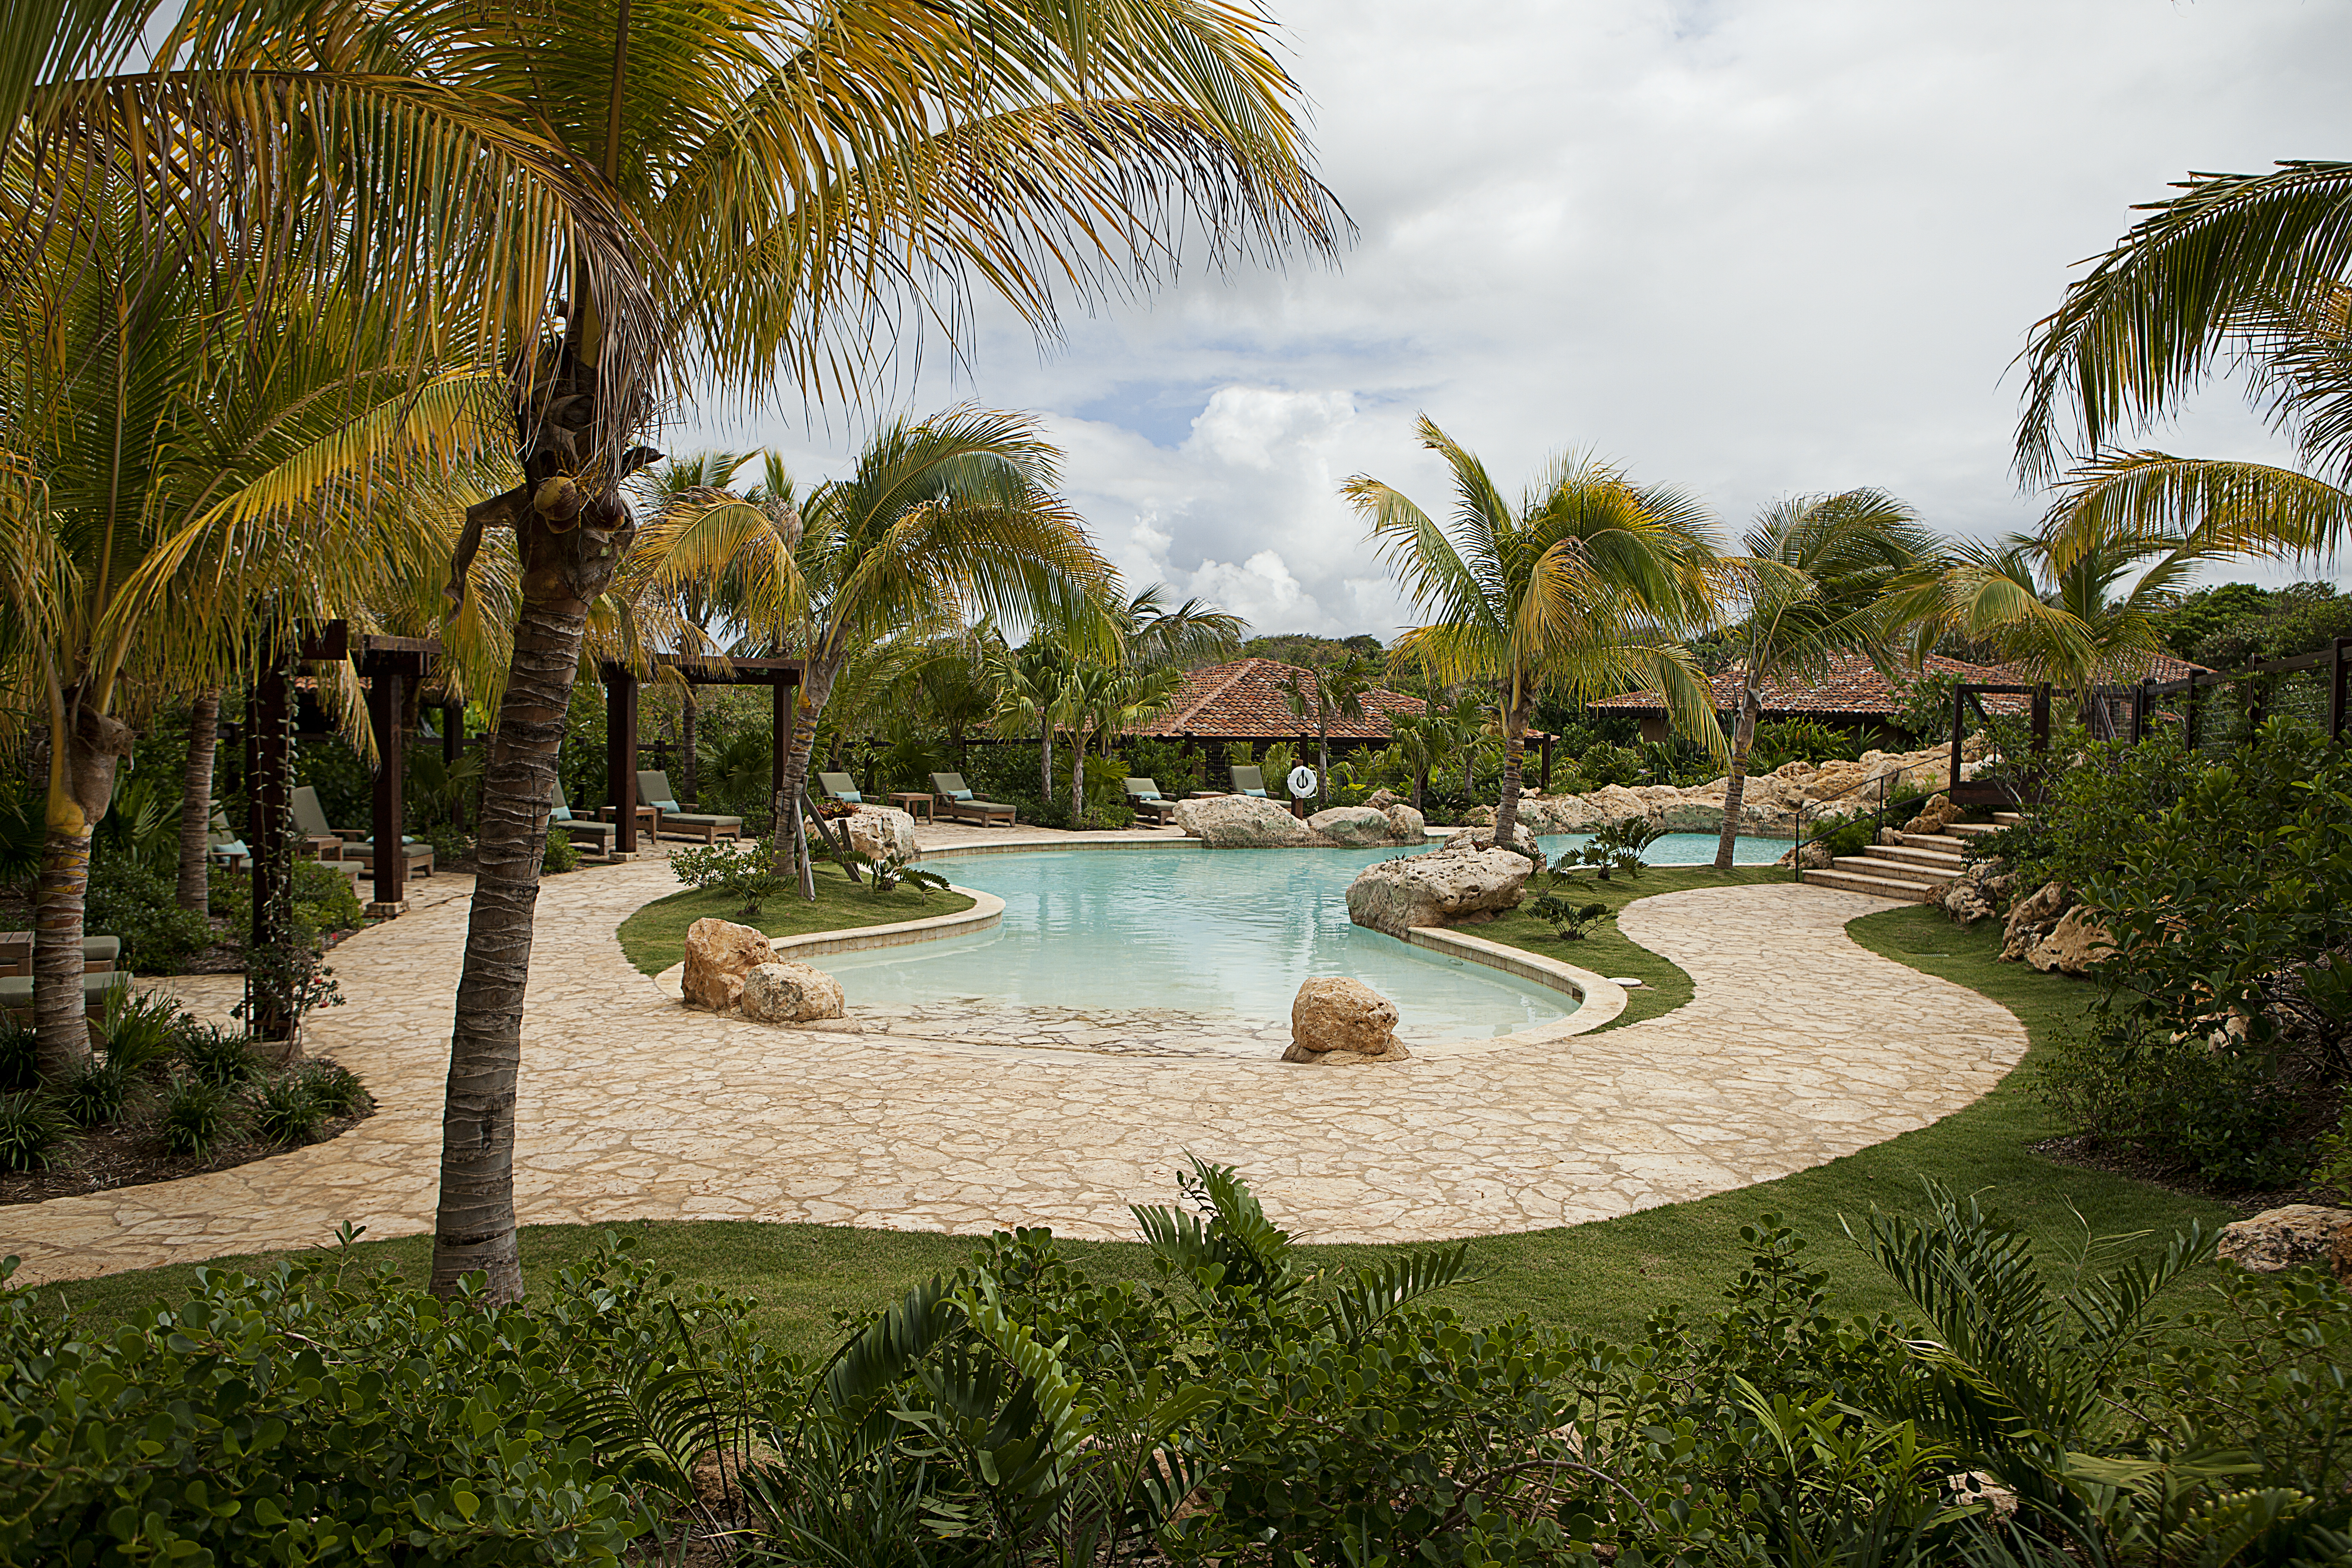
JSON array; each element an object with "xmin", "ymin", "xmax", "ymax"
[
  {"xmin": 1589, "ymin": 649, "xmax": 2217, "ymax": 720},
  {"xmin": 1588, "ymin": 652, "xmax": 2012, "ymax": 718},
  {"xmin": 1129, "ymin": 657, "xmax": 1428, "ymax": 740}
]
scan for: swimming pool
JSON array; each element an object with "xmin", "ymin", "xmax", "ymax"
[{"xmin": 816, "ymin": 832, "xmax": 1783, "ymax": 1052}]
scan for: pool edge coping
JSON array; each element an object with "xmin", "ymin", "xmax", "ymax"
[{"xmin": 653, "ymin": 888, "xmax": 1005, "ymax": 1000}]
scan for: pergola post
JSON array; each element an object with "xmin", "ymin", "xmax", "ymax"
[
  {"xmin": 605, "ymin": 663, "xmax": 639, "ymax": 851},
  {"xmin": 245, "ymin": 664, "xmax": 292, "ymax": 1037},
  {"xmin": 368, "ymin": 666, "xmax": 407, "ymax": 915},
  {"xmin": 1539, "ymin": 732, "xmax": 1553, "ymax": 792},
  {"xmin": 771, "ymin": 677, "xmax": 789, "ymax": 815}
]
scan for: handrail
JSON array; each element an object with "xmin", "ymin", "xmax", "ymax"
[{"xmin": 1788, "ymin": 761, "xmax": 1941, "ymax": 883}]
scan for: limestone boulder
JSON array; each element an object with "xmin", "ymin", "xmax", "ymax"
[
  {"xmin": 739, "ymin": 960, "xmax": 847, "ymax": 1023},
  {"xmin": 1175, "ymin": 793, "xmax": 1315, "ymax": 847},
  {"xmin": 2025, "ymin": 905, "xmax": 2116, "ymax": 975},
  {"xmin": 1346, "ymin": 844, "xmax": 1532, "ymax": 938},
  {"xmin": 1774, "ymin": 840, "xmax": 1833, "ymax": 870},
  {"xmin": 842, "ymin": 805, "xmax": 919, "ymax": 863},
  {"xmin": 681, "ymin": 917, "xmax": 773, "ymax": 1012},
  {"xmin": 1365, "ymin": 788, "xmax": 1406, "ymax": 811},
  {"xmin": 2000, "ymin": 881, "xmax": 2074, "ymax": 962},
  {"xmin": 1381, "ymin": 802, "xmax": 1428, "ymax": 844},
  {"xmin": 1308, "ymin": 805, "xmax": 1398, "ymax": 847},
  {"xmin": 1282, "ymin": 975, "xmax": 1405, "ymax": 1062},
  {"xmin": 1910, "ymin": 792, "xmax": 1963, "ymax": 836},
  {"xmin": 1939, "ymin": 864, "xmax": 2007, "ymax": 927},
  {"xmin": 1440, "ymin": 822, "xmax": 1543, "ymax": 857},
  {"xmin": 2218, "ymin": 1205, "xmax": 2352, "ymax": 1273}
]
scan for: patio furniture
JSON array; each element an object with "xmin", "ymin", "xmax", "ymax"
[
  {"xmin": 1123, "ymin": 778, "xmax": 1178, "ymax": 826},
  {"xmin": 291, "ymin": 785, "xmax": 435, "ymax": 879},
  {"xmin": 1230, "ymin": 764, "xmax": 1271, "ymax": 798},
  {"xmin": 0, "ymin": 931, "xmax": 120, "ymax": 977},
  {"xmin": 818, "ymin": 771, "xmax": 867, "ymax": 805},
  {"xmin": 550, "ymin": 781, "xmax": 620, "ymax": 858},
  {"xmin": 207, "ymin": 805, "xmax": 250, "ymax": 871},
  {"xmin": 928, "ymin": 773, "xmax": 1016, "ymax": 826},
  {"xmin": 0, "ymin": 968, "xmax": 129, "ymax": 1019},
  {"xmin": 887, "ymin": 790, "xmax": 934, "ymax": 823},
  {"xmin": 636, "ymin": 770, "xmax": 744, "ymax": 843}
]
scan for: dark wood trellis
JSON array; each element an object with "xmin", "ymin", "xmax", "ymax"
[{"xmin": 597, "ymin": 656, "xmax": 802, "ymax": 850}]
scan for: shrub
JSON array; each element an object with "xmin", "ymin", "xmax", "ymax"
[
  {"xmin": 0, "ymin": 1091, "xmax": 72, "ymax": 1171},
  {"xmin": 162, "ymin": 1073, "xmax": 237, "ymax": 1155},
  {"xmin": 294, "ymin": 1059, "xmax": 370, "ymax": 1117},
  {"xmin": 1748, "ymin": 716, "xmax": 1862, "ymax": 773},
  {"xmin": 177, "ymin": 1022, "xmax": 259, "ymax": 1088},
  {"xmin": 2040, "ymin": 1020, "xmax": 2317, "ymax": 1188},
  {"xmin": 541, "ymin": 825, "xmax": 580, "ymax": 874},
  {"xmin": 1578, "ymin": 740, "xmax": 1643, "ymax": 787},
  {"xmin": 671, "ymin": 839, "xmax": 789, "ymax": 916},
  {"xmin": 92, "ymin": 987, "xmax": 186, "ymax": 1076},
  {"xmin": 52, "ymin": 1057, "xmax": 130, "ymax": 1127},
  {"xmin": 86, "ymin": 858, "xmax": 216, "ymax": 972},
  {"xmin": 0, "ymin": 1015, "xmax": 34, "ymax": 1093},
  {"xmin": 1531, "ymin": 889, "xmax": 1610, "ymax": 939},
  {"xmin": 291, "ymin": 856, "xmax": 367, "ymax": 934},
  {"xmin": 247, "ymin": 1072, "xmax": 325, "ymax": 1145}
]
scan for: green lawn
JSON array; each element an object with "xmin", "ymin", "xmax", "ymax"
[
  {"xmin": 38, "ymin": 870, "xmax": 2235, "ymax": 1356},
  {"xmin": 616, "ymin": 863, "xmax": 975, "ymax": 975}
]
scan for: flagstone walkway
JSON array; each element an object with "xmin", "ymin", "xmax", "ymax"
[{"xmin": 3, "ymin": 835, "xmax": 2027, "ymax": 1284}]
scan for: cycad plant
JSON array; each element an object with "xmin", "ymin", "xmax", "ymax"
[
  {"xmin": 1347, "ymin": 418, "xmax": 1725, "ymax": 853},
  {"xmin": 1709, "ymin": 490, "xmax": 1939, "ymax": 868}
]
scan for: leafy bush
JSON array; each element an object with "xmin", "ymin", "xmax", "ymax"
[
  {"xmin": 1530, "ymin": 889, "xmax": 1610, "ymax": 939},
  {"xmin": 92, "ymin": 987, "xmax": 186, "ymax": 1075},
  {"xmin": 1553, "ymin": 815, "xmax": 1667, "ymax": 881},
  {"xmin": 294, "ymin": 1059, "xmax": 370, "ymax": 1117},
  {"xmin": 162, "ymin": 1073, "xmax": 237, "ymax": 1155},
  {"xmin": 2035, "ymin": 720, "xmax": 2352, "ymax": 1184},
  {"xmin": 291, "ymin": 856, "xmax": 366, "ymax": 934},
  {"xmin": 0, "ymin": 1015, "xmax": 34, "ymax": 1093},
  {"xmin": 176, "ymin": 1023, "xmax": 258, "ymax": 1088},
  {"xmin": 247, "ymin": 1071, "xmax": 325, "ymax": 1145},
  {"xmin": 52, "ymin": 1057, "xmax": 130, "ymax": 1127},
  {"xmin": 670, "ymin": 839, "xmax": 788, "ymax": 916},
  {"xmin": 86, "ymin": 858, "xmax": 216, "ymax": 972},
  {"xmin": 541, "ymin": 825, "xmax": 580, "ymax": 874},
  {"xmin": 1577, "ymin": 740, "xmax": 1643, "ymax": 787},
  {"xmin": 0, "ymin": 1090, "xmax": 72, "ymax": 1171},
  {"xmin": 1748, "ymin": 716, "xmax": 1863, "ymax": 773}
]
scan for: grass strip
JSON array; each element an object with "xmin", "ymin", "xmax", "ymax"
[{"xmin": 615, "ymin": 863, "xmax": 974, "ymax": 977}]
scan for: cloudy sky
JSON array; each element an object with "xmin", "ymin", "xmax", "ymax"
[{"xmin": 682, "ymin": 0, "xmax": 2352, "ymax": 639}]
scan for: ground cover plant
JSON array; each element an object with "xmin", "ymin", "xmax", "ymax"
[
  {"xmin": 11, "ymin": 1162, "xmax": 2343, "ymax": 1565},
  {"xmin": 617, "ymin": 861, "xmax": 976, "ymax": 976}
]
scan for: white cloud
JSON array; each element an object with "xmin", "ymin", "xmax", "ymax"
[{"xmin": 683, "ymin": 0, "xmax": 2352, "ymax": 633}]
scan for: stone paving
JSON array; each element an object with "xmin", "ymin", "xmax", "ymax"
[{"xmin": 3, "ymin": 827, "xmax": 2027, "ymax": 1283}]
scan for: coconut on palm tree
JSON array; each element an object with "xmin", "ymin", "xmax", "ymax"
[
  {"xmin": 1707, "ymin": 491, "xmax": 1939, "ymax": 868},
  {"xmin": 1346, "ymin": 418, "xmax": 1725, "ymax": 854}
]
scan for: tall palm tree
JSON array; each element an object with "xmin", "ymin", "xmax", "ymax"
[
  {"xmin": 986, "ymin": 636, "xmax": 1073, "ymax": 812},
  {"xmin": 2017, "ymin": 160, "xmax": 2352, "ymax": 569},
  {"xmin": 1121, "ymin": 585, "xmax": 1246, "ymax": 670},
  {"xmin": 632, "ymin": 407, "xmax": 1111, "ymax": 863},
  {"xmin": 627, "ymin": 451, "xmax": 751, "ymax": 802},
  {"xmin": 1708, "ymin": 491, "xmax": 1939, "ymax": 868},
  {"xmin": 1346, "ymin": 418, "xmax": 1726, "ymax": 853}
]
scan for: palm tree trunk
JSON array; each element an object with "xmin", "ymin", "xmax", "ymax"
[
  {"xmin": 771, "ymin": 659, "xmax": 838, "ymax": 894},
  {"xmin": 175, "ymin": 687, "xmax": 221, "ymax": 913},
  {"xmin": 1411, "ymin": 767, "xmax": 1425, "ymax": 813},
  {"xmin": 681, "ymin": 687, "xmax": 699, "ymax": 805},
  {"xmin": 1714, "ymin": 690, "xmax": 1760, "ymax": 870},
  {"xmin": 1039, "ymin": 727, "xmax": 1054, "ymax": 812},
  {"xmin": 1071, "ymin": 722, "xmax": 1086, "ymax": 816},
  {"xmin": 34, "ymin": 703, "xmax": 133, "ymax": 1077},
  {"xmin": 1491, "ymin": 702, "xmax": 1530, "ymax": 855}
]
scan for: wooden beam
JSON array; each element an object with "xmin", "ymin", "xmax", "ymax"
[
  {"xmin": 605, "ymin": 664, "xmax": 638, "ymax": 852},
  {"xmin": 369, "ymin": 668, "xmax": 406, "ymax": 912}
]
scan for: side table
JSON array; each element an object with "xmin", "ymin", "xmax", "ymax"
[{"xmin": 887, "ymin": 791, "xmax": 935, "ymax": 823}]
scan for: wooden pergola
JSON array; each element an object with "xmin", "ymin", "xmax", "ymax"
[{"xmin": 596, "ymin": 655, "xmax": 802, "ymax": 850}]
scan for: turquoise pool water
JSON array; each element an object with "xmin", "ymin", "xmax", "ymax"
[{"xmin": 817, "ymin": 833, "xmax": 1782, "ymax": 1044}]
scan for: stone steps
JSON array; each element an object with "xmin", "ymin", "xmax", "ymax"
[
  {"xmin": 1803, "ymin": 865, "xmax": 1944, "ymax": 901},
  {"xmin": 1868, "ymin": 843, "xmax": 1968, "ymax": 873}
]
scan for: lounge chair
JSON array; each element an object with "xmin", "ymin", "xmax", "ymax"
[
  {"xmin": 0, "ymin": 932, "xmax": 121, "ymax": 978},
  {"xmin": 0, "ymin": 969, "xmax": 129, "ymax": 1020},
  {"xmin": 637, "ymin": 770, "xmax": 743, "ymax": 844},
  {"xmin": 928, "ymin": 772, "xmax": 1016, "ymax": 826},
  {"xmin": 207, "ymin": 805, "xmax": 249, "ymax": 871},
  {"xmin": 818, "ymin": 772, "xmax": 867, "ymax": 806},
  {"xmin": 291, "ymin": 785, "xmax": 434, "ymax": 878},
  {"xmin": 1123, "ymin": 778, "xmax": 1178, "ymax": 826},
  {"xmin": 550, "ymin": 780, "xmax": 619, "ymax": 858},
  {"xmin": 1230, "ymin": 764, "xmax": 1271, "ymax": 798}
]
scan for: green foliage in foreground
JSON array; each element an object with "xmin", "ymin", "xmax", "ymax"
[
  {"xmin": 10, "ymin": 1165, "xmax": 2348, "ymax": 1566},
  {"xmin": 615, "ymin": 862, "xmax": 976, "ymax": 976}
]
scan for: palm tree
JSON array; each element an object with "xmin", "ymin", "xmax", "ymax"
[
  {"xmin": 1121, "ymin": 585, "xmax": 1247, "ymax": 670},
  {"xmin": 632, "ymin": 407, "xmax": 1111, "ymax": 862},
  {"xmin": 1707, "ymin": 491, "xmax": 1939, "ymax": 868},
  {"xmin": 1275, "ymin": 650, "xmax": 1380, "ymax": 800},
  {"xmin": 2017, "ymin": 161, "xmax": 2352, "ymax": 569},
  {"xmin": 986, "ymin": 637, "xmax": 1073, "ymax": 812},
  {"xmin": 1384, "ymin": 711, "xmax": 1441, "ymax": 812},
  {"xmin": 1346, "ymin": 418, "xmax": 1726, "ymax": 853},
  {"xmin": 627, "ymin": 451, "xmax": 752, "ymax": 804}
]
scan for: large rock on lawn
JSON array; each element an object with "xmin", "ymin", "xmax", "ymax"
[
  {"xmin": 842, "ymin": 805, "xmax": 919, "ymax": 862},
  {"xmin": 2025, "ymin": 905, "xmax": 2115, "ymax": 975},
  {"xmin": 2218, "ymin": 1205, "xmax": 2352, "ymax": 1273},
  {"xmin": 1175, "ymin": 793, "xmax": 1315, "ymax": 847},
  {"xmin": 1307, "ymin": 805, "xmax": 1398, "ymax": 846},
  {"xmin": 740, "ymin": 960, "xmax": 847, "ymax": 1023},
  {"xmin": 1345, "ymin": 842, "xmax": 1532, "ymax": 938},
  {"xmin": 1282, "ymin": 976, "xmax": 1408, "ymax": 1064},
  {"xmin": 682, "ymin": 917, "xmax": 773, "ymax": 1012},
  {"xmin": 2000, "ymin": 881, "xmax": 2074, "ymax": 962}
]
